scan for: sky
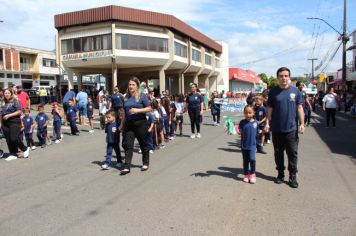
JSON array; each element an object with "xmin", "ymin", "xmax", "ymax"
[{"xmin": 0, "ymin": 0, "xmax": 355, "ymax": 77}]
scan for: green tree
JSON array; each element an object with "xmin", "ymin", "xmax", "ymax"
[
  {"xmin": 268, "ymin": 76, "xmax": 278, "ymax": 88},
  {"xmin": 258, "ymin": 73, "xmax": 269, "ymax": 86}
]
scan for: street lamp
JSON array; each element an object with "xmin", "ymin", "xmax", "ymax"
[{"xmin": 307, "ymin": 0, "xmax": 349, "ymax": 85}]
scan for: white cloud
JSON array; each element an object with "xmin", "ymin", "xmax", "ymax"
[{"xmin": 0, "ymin": 0, "xmax": 349, "ymax": 77}]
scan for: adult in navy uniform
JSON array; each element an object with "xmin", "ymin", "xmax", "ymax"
[
  {"xmin": 120, "ymin": 77, "xmax": 152, "ymax": 175},
  {"xmin": 265, "ymin": 67, "xmax": 305, "ymax": 188},
  {"xmin": 186, "ymin": 83, "xmax": 204, "ymax": 139}
]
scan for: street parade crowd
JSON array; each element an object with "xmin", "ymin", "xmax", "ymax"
[{"xmin": 1, "ymin": 67, "xmax": 356, "ymax": 188}]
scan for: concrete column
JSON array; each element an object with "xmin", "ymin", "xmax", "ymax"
[
  {"xmin": 159, "ymin": 69, "xmax": 166, "ymax": 92},
  {"xmin": 193, "ymin": 74, "xmax": 199, "ymax": 84},
  {"xmin": 111, "ymin": 58, "xmax": 117, "ymax": 93},
  {"xmin": 67, "ymin": 70, "xmax": 74, "ymax": 90},
  {"xmin": 77, "ymin": 74, "xmax": 83, "ymax": 91}
]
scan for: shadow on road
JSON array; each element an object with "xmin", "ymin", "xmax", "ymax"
[
  {"xmin": 191, "ymin": 166, "xmax": 275, "ymax": 182},
  {"xmin": 312, "ymin": 108, "xmax": 356, "ymax": 160}
]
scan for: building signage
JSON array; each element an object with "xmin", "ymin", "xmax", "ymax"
[
  {"xmin": 62, "ymin": 50, "xmax": 111, "ymax": 61},
  {"xmin": 214, "ymin": 98, "xmax": 247, "ymax": 112}
]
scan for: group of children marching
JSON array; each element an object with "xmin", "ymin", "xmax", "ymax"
[{"xmin": 19, "ymin": 97, "xmax": 96, "ymax": 150}]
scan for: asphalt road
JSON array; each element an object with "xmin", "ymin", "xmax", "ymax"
[{"xmin": 0, "ymin": 110, "xmax": 355, "ymax": 236}]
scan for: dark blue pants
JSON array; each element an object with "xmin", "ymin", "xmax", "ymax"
[
  {"xmin": 69, "ymin": 119, "xmax": 78, "ymax": 135},
  {"xmin": 40, "ymin": 96, "xmax": 46, "ymax": 105},
  {"xmin": 212, "ymin": 109, "xmax": 221, "ymax": 123},
  {"xmin": 169, "ymin": 119, "xmax": 175, "ymax": 137},
  {"xmin": 304, "ymin": 108, "xmax": 311, "ymax": 125},
  {"xmin": 106, "ymin": 143, "xmax": 120, "ymax": 166},
  {"xmin": 37, "ymin": 128, "xmax": 47, "ymax": 146},
  {"xmin": 147, "ymin": 130, "xmax": 154, "ymax": 150},
  {"xmin": 242, "ymin": 149, "xmax": 256, "ymax": 175},
  {"xmin": 53, "ymin": 120, "xmax": 61, "ymax": 140},
  {"xmin": 25, "ymin": 133, "xmax": 35, "ymax": 147},
  {"xmin": 162, "ymin": 117, "xmax": 169, "ymax": 139}
]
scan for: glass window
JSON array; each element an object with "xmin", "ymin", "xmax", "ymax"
[
  {"xmin": 205, "ymin": 55, "xmax": 212, "ymax": 65},
  {"xmin": 102, "ymin": 35, "xmax": 111, "ymax": 50},
  {"xmin": 174, "ymin": 42, "xmax": 187, "ymax": 57},
  {"xmin": 192, "ymin": 49, "xmax": 201, "ymax": 62},
  {"xmin": 157, "ymin": 38, "xmax": 168, "ymax": 52},
  {"xmin": 73, "ymin": 38, "xmax": 81, "ymax": 53},
  {"xmin": 120, "ymin": 34, "xmax": 129, "ymax": 49},
  {"xmin": 21, "ymin": 74, "xmax": 32, "ymax": 80},
  {"xmin": 83, "ymin": 38, "xmax": 90, "ymax": 52},
  {"xmin": 0, "ymin": 73, "xmax": 4, "ymax": 78},
  {"xmin": 140, "ymin": 36, "xmax": 148, "ymax": 50},
  {"xmin": 7, "ymin": 74, "xmax": 13, "ymax": 79},
  {"xmin": 95, "ymin": 36, "xmax": 102, "ymax": 50},
  {"xmin": 14, "ymin": 74, "xmax": 20, "ymax": 78},
  {"xmin": 149, "ymin": 38, "xmax": 156, "ymax": 51},
  {"xmin": 130, "ymin": 35, "xmax": 138, "ymax": 49}
]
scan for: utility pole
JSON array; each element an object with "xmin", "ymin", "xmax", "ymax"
[
  {"xmin": 342, "ymin": 0, "xmax": 349, "ymax": 85},
  {"xmin": 308, "ymin": 58, "xmax": 318, "ymax": 81}
]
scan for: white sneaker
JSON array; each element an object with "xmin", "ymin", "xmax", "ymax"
[
  {"xmin": 55, "ymin": 140, "xmax": 60, "ymax": 144},
  {"xmin": 89, "ymin": 130, "xmax": 94, "ymax": 133},
  {"xmin": 217, "ymin": 123, "xmax": 220, "ymax": 126},
  {"xmin": 266, "ymin": 140, "xmax": 270, "ymax": 144},
  {"xmin": 190, "ymin": 134, "xmax": 196, "ymax": 139},
  {"xmin": 101, "ymin": 163, "xmax": 111, "ymax": 170},
  {"xmin": 23, "ymin": 147, "xmax": 30, "ymax": 158},
  {"xmin": 5, "ymin": 155, "xmax": 17, "ymax": 161},
  {"xmin": 31, "ymin": 146, "xmax": 36, "ymax": 150},
  {"xmin": 48, "ymin": 140, "xmax": 52, "ymax": 145},
  {"xmin": 138, "ymin": 149, "xmax": 142, "ymax": 153},
  {"xmin": 214, "ymin": 122, "xmax": 217, "ymax": 126},
  {"xmin": 149, "ymin": 150, "xmax": 154, "ymax": 154},
  {"xmin": 116, "ymin": 163, "xmax": 123, "ymax": 168},
  {"xmin": 196, "ymin": 133, "xmax": 201, "ymax": 138}
]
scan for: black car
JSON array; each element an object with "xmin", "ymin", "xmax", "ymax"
[{"xmin": 24, "ymin": 89, "xmax": 40, "ymax": 105}]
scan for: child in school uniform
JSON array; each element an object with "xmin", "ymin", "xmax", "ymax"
[
  {"xmin": 35, "ymin": 105, "xmax": 50, "ymax": 148},
  {"xmin": 22, "ymin": 108, "xmax": 36, "ymax": 150},
  {"xmin": 146, "ymin": 110, "xmax": 155, "ymax": 154},
  {"xmin": 152, "ymin": 99, "xmax": 164, "ymax": 149},
  {"xmin": 87, "ymin": 97, "xmax": 95, "ymax": 133},
  {"xmin": 51, "ymin": 102, "xmax": 63, "ymax": 144},
  {"xmin": 254, "ymin": 95, "xmax": 267, "ymax": 154},
  {"xmin": 238, "ymin": 105, "xmax": 259, "ymax": 184},
  {"xmin": 99, "ymin": 95, "xmax": 108, "ymax": 130},
  {"xmin": 101, "ymin": 110, "xmax": 121, "ymax": 170},
  {"xmin": 67, "ymin": 99, "xmax": 79, "ymax": 136}
]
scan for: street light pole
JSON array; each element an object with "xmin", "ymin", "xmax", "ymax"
[{"xmin": 307, "ymin": 0, "xmax": 349, "ymax": 85}]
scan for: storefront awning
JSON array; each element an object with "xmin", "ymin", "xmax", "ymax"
[{"xmin": 229, "ymin": 68, "xmax": 260, "ymax": 84}]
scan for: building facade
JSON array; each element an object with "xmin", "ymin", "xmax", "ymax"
[
  {"xmin": 0, "ymin": 43, "xmax": 59, "ymax": 89},
  {"xmin": 54, "ymin": 5, "xmax": 229, "ymax": 94},
  {"xmin": 229, "ymin": 68, "xmax": 261, "ymax": 93}
]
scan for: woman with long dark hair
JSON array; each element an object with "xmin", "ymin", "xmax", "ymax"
[
  {"xmin": 1, "ymin": 88, "xmax": 29, "ymax": 160},
  {"xmin": 186, "ymin": 83, "xmax": 204, "ymax": 139},
  {"xmin": 120, "ymin": 77, "xmax": 151, "ymax": 175}
]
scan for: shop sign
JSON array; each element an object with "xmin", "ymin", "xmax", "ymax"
[{"xmin": 62, "ymin": 50, "xmax": 111, "ymax": 61}]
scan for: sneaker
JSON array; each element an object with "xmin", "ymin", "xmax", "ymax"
[
  {"xmin": 89, "ymin": 129, "xmax": 94, "ymax": 133},
  {"xmin": 213, "ymin": 122, "xmax": 217, "ymax": 126},
  {"xmin": 47, "ymin": 140, "xmax": 52, "ymax": 145},
  {"xmin": 289, "ymin": 175, "xmax": 299, "ymax": 188},
  {"xmin": 190, "ymin": 133, "xmax": 196, "ymax": 139},
  {"xmin": 196, "ymin": 133, "xmax": 201, "ymax": 138},
  {"xmin": 217, "ymin": 123, "xmax": 220, "ymax": 126},
  {"xmin": 249, "ymin": 174, "xmax": 256, "ymax": 184},
  {"xmin": 31, "ymin": 146, "xmax": 36, "ymax": 150},
  {"xmin": 116, "ymin": 163, "xmax": 123, "ymax": 168},
  {"xmin": 266, "ymin": 140, "xmax": 270, "ymax": 144},
  {"xmin": 55, "ymin": 140, "xmax": 60, "ymax": 144},
  {"xmin": 5, "ymin": 155, "xmax": 18, "ymax": 161},
  {"xmin": 257, "ymin": 149, "xmax": 267, "ymax": 154},
  {"xmin": 149, "ymin": 150, "xmax": 154, "ymax": 154},
  {"xmin": 138, "ymin": 149, "xmax": 142, "ymax": 153},
  {"xmin": 101, "ymin": 163, "xmax": 111, "ymax": 170},
  {"xmin": 274, "ymin": 174, "xmax": 284, "ymax": 184},
  {"xmin": 243, "ymin": 175, "xmax": 249, "ymax": 183},
  {"xmin": 159, "ymin": 144, "xmax": 166, "ymax": 149},
  {"xmin": 23, "ymin": 147, "xmax": 30, "ymax": 158},
  {"xmin": 141, "ymin": 165, "xmax": 149, "ymax": 171}
]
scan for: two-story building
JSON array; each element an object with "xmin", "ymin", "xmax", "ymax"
[
  {"xmin": 54, "ymin": 5, "xmax": 229, "ymax": 94},
  {"xmin": 0, "ymin": 43, "xmax": 59, "ymax": 89}
]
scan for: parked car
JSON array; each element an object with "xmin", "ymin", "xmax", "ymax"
[{"xmin": 24, "ymin": 89, "xmax": 40, "ymax": 105}]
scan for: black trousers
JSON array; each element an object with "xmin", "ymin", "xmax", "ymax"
[
  {"xmin": 325, "ymin": 108, "xmax": 336, "ymax": 127},
  {"xmin": 272, "ymin": 131, "xmax": 299, "ymax": 176},
  {"xmin": 188, "ymin": 110, "xmax": 200, "ymax": 133},
  {"xmin": 122, "ymin": 119, "xmax": 149, "ymax": 169},
  {"xmin": 2, "ymin": 118, "xmax": 27, "ymax": 154}
]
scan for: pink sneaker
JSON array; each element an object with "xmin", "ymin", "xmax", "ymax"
[
  {"xmin": 250, "ymin": 174, "xmax": 256, "ymax": 184},
  {"xmin": 243, "ymin": 175, "xmax": 250, "ymax": 183}
]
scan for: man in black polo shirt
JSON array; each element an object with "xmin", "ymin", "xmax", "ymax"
[{"xmin": 265, "ymin": 67, "xmax": 305, "ymax": 188}]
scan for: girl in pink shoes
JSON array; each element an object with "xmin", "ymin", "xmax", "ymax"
[{"xmin": 238, "ymin": 105, "xmax": 258, "ymax": 184}]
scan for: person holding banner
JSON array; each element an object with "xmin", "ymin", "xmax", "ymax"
[
  {"xmin": 265, "ymin": 67, "xmax": 304, "ymax": 188},
  {"xmin": 186, "ymin": 83, "xmax": 204, "ymax": 139}
]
